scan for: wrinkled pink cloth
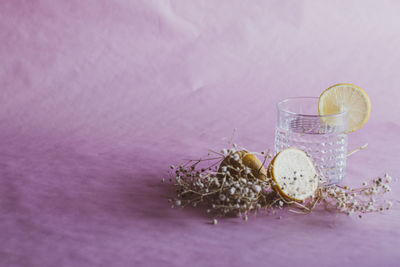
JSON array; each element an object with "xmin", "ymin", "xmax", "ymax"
[{"xmin": 1, "ymin": 1, "xmax": 400, "ymax": 266}]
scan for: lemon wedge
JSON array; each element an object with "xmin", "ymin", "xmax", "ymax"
[
  {"xmin": 318, "ymin": 83, "xmax": 371, "ymax": 132},
  {"xmin": 268, "ymin": 148, "xmax": 318, "ymax": 201}
]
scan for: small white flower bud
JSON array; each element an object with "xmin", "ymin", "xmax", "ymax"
[
  {"xmin": 229, "ymin": 187, "xmax": 236, "ymax": 195},
  {"xmin": 368, "ymin": 206, "xmax": 375, "ymax": 211},
  {"xmin": 386, "ymin": 176, "xmax": 392, "ymax": 183},
  {"xmin": 252, "ymin": 184, "xmax": 261, "ymax": 193}
]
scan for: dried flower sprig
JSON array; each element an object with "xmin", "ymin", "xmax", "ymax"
[
  {"xmin": 166, "ymin": 147, "xmax": 279, "ymax": 221},
  {"xmin": 165, "ymin": 145, "xmax": 394, "ymax": 223},
  {"xmin": 318, "ymin": 174, "xmax": 393, "ymax": 216}
]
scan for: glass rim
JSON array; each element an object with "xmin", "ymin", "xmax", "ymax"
[{"xmin": 277, "ymin": 97, "xmax": 349, "ymax": 118}]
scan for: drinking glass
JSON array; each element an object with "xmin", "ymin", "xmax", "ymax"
[{"xmin": 274, "ymin": 97, "xmax": 349, "ymax": 185}]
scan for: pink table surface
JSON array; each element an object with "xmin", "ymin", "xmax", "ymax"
[{"xmin": 1, "ymin": 1, "xmax": 400, "ymax": 266}]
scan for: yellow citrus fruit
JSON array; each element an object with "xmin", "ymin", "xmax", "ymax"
[
  {"xmin": 268, "ymin": 148, "xmax": 318, "ymax": 201},
  {"xmin": 218, "ymin": 150, "xmax": 267, "ymax": 180},
  {"xmin": 318, "ymin": 83, "xmax": 371, "ymax": 132},
  {"xmin": 241, "ymin": 153, "xmax": 267, "ymax": 180}
]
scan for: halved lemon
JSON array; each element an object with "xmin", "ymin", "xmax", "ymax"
[
  {"xmin": 268, "ymin": 148, "xmax": 318, "ymax": 201},
  {"xmin": 318, "ymin": 83, "xmax": 371, "ymax": 132},
  {"xmin": 218, "ymin": 150, "xmax": 267, "ymax": 181}
]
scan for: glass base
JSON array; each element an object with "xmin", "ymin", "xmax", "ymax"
[{"xmin": 274, "ymin": 127, "xmax": 348, "ymax": 185}]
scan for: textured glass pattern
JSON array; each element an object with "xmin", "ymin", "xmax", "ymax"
[
  {"xmin": 274, "ymin": 98, "xmax": 349, "ymax": 185},
  {"xmin": 275, "ymin": 127, "xmax": 348, "ymax": 185}
]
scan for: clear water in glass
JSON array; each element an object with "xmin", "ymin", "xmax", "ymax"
[{"xmin": 274, "ymin": 97, "xmax": 349, "ymax": 185}]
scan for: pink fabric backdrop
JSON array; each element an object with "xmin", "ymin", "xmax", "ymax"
[{"xmin": 1, "ymin": 1, "xmax": 400, "ymax": 266}]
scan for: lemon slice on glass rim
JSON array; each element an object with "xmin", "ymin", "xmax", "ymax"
[{"xmin": 318, "ymin": 83, "xmax": 371, "ymax": 132}]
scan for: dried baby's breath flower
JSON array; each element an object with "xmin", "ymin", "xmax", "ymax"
[
  {"xmin": 310, "ymin": 175, "xmax": 395, "ymax": 217},
  {"xmin": 166, "ymin": 145, "xmax": 395, "ymax": 223},
  {"xmin": 166, "ymin": 146, "xmax": 278, "ymax": 218}
]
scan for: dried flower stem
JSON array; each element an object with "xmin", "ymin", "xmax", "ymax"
[{"xmin": 347, "ymin": 143, "xmax": 368, "ymax": 157}]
